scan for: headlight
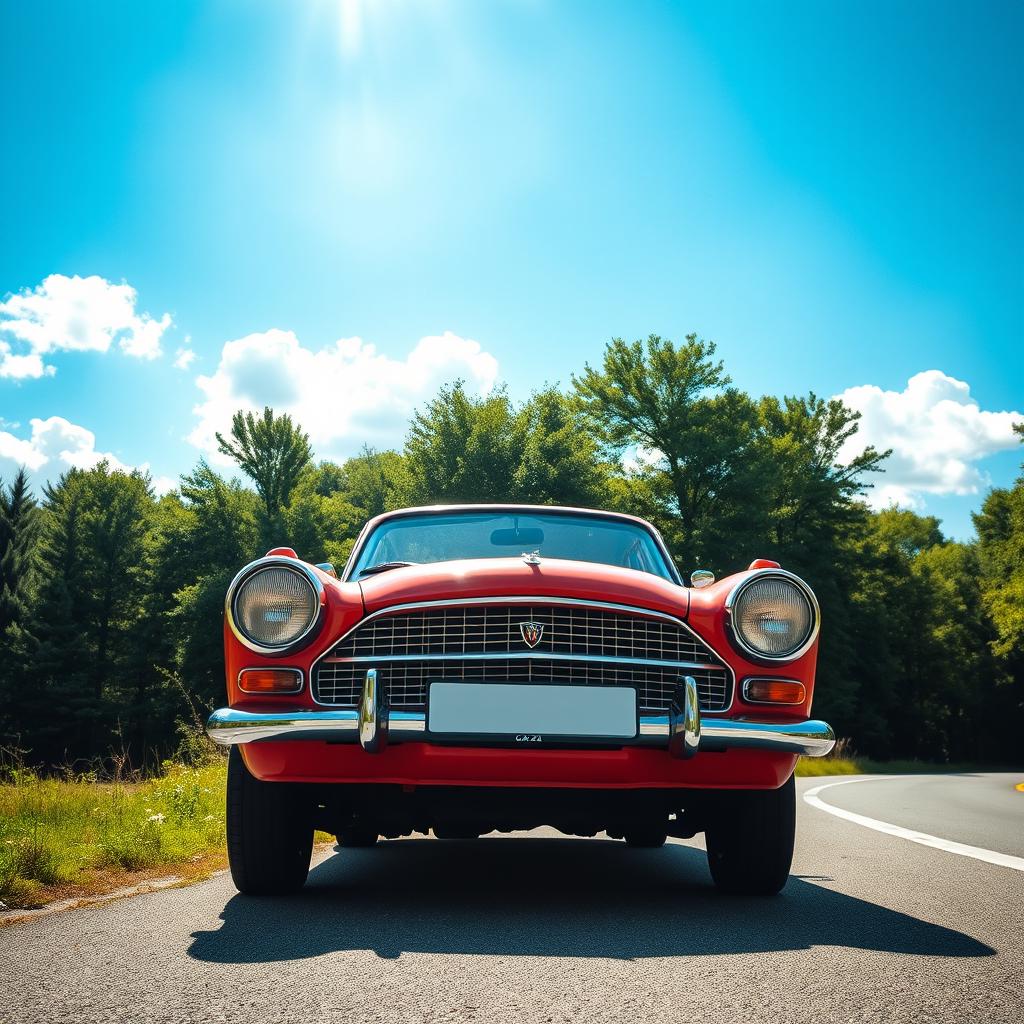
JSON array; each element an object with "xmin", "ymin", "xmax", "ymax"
[
  {"xmin": 727, "ymin": 571, "xmax": 818, "ymax": 661},
  {"xmin": 227, "ymin": 560, "xmax": 322, "ymax": 653}
]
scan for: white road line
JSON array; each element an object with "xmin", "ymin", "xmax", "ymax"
[{"xmin": 803, "ymin": 777, "xmax": 1024, "ymax": 873}]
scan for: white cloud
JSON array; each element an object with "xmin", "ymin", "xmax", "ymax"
[
  {"xmin": 0, "ymin": 416, "xmax": 161, "ymax": 496},
  {"xmin": 173, "ymin": 347, "xmax": 196, "ymax": 371},
  {"xmin": 622, "ymin": 444, "xmax": 665, "ymax": 474},
  {"xmin": 835, "ymin": 370, "xmax": 1023, "ymax": 509},
  {"xmin": 189, "ymin": 329, "xmax": 499, "ymax": 461},
  {"xmin": 151, "ymin": 475, "xmax": 177, "ymax": 496},
  {"xmin": 0, "ymin": 274, "xmax": 172, "ymax": 378}
]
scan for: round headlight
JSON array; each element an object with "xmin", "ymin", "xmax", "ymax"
[
  {"xmin": 728, "ymin": 572, "xmax": 818, "ymax": 661},
  {"xmin": 229, "ymin": 562, "xmax": 320, "ymax": 651}
]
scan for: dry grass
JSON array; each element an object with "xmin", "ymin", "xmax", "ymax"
[
  {"xmin": 794, "ymin": 756, "xmax": 862, "ymax": 776},
  {"xmin": 795, "ymin": 736, "xmax": 862, "ymax": 777}
]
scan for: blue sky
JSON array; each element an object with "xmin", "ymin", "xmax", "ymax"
[{"xmin": 1, "ymin": 0, "xmax": 1021, "ymax": 539}]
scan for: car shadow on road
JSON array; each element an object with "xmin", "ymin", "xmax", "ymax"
[{"xmin": 188, "ymin": 838, "xmax": 994, "ymax": 963}]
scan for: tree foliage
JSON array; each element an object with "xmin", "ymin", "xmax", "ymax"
[
  {"xmin": 1, "ymin": 342, "xmax": 1020, "ymax": 767},
  {"xmin": 406, "ymin": 382, "xmax": 609, "ymax": 507},
  {"xmin": 215, "ymin": 407, "xmax": 312, "ymax": 542},
  {"xmin": 0, "ymin": 468, "xmax": 40, "ymax": 638}
]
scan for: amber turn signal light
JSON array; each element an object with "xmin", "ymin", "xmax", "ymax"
[
  {"xmin": 743, "ymin": 678, "xmax": 806, "ymax": 705},
  {"xmin": 238, "ymin": 668, "xmax": 302, "ymax": 693}
]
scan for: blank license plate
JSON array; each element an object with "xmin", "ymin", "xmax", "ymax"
[{"xmin": 428, "ymin": 682, "xmax": 637, "ymax": 739}]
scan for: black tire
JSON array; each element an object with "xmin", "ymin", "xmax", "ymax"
[
  {"xmin": 705, "ymin": 773, "xmax": 796, "ymax": 896},
  {"xmin": 338, "ymin": 826, "xmax": 379, "ymax": 848},
  {"xmin": 624, "ymin": 827, "xmax": 667, "ymax": 848},
  {"xmin": 226, "ymin": 747, "xmax": 314, "ymax": 896}
]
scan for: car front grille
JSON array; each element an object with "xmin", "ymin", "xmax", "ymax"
[{"xmin": 313, "ymin": 602, "xmax": 732, "ymax": 713}]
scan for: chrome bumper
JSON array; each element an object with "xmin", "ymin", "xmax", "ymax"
[{"xmin": 206, "ymin": 675, "xmax": 835, "ymax": 759}]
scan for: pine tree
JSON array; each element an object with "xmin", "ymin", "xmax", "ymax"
[
  {"xmin": 0, "ymin": 468, "xmax": 40, "ymax": 637},
  {"xmin": 0, "ymin": 469, "xmax": 41, "ymax": 747}
]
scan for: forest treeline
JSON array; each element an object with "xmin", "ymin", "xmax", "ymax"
[{"xmin": 0, "ymin": 335, "xmax": 1021, "ymax": 766}]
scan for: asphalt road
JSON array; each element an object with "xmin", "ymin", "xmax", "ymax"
[{"xmin": 2, "ymin": 773, "xmax": 1022, "ymax": 1024}]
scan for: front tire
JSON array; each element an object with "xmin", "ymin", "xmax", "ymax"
[
  {"xmin": 705, "ymin": 773, "xmax": 795, "ymax": 896},
  {"xmin": 226, "ymin": 748, "xmax": 313, "ymax": 896}
]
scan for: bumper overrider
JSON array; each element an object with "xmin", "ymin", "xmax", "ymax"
[{"xmin": 206, "ymin": 675, "xmax": 836, "ymax": 758}]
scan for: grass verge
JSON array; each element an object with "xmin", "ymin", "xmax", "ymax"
[
  {"xmin": 1, "ymin": 758, "xmax": 230, "ymax": 911},
  {"xmin": 795, "ymin": 756, "xmax": 862, "ymax": 777},
  {"xmin": 795, "ymin": 749, "xmax": 1021, "ymax": 777}
]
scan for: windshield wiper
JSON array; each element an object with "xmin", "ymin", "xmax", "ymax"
[{"xmin": 356, "ymin": 561, "xmax": 418, "ymax": 578}]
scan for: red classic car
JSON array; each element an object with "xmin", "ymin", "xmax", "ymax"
[{"xmin": 207, "ymin": 504, "xmax": 834, "ymax": 897}]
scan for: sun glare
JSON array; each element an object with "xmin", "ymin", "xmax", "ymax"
[{"xmin": 338, "ymin": 0, "xmax": 363, "ymax": 56}]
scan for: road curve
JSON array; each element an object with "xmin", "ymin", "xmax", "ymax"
[
  {"xmin": 806, "ymin": 772, "xmax": 1024, "ymax": 859},
  {"xmin": 1, "ymin": 773, "xmax": 1022, "ymax": 1024}
]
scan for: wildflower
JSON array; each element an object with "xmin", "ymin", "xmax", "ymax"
[{"xmin": 147, "ymin": 813, "xmax": 166, "ymax": 824}]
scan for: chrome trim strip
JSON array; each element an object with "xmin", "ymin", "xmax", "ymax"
[
  {"xmin": 225, "ymin": 557, "xmax": 326, "ymax": 657},
  {"xmin": 324, "ymin": 652, "xmax": 723, "ymax": 671},
  {"xmin": 237, "ymin": 667, "xmax": 304, "ymax": 695},
  {"xmin": 724, "ymin": 569, "xmax": 821, "ymax": 664},
  {"xmin": 309, "ymin": 595, "xmax": 736, "ymax": 713},
  {"xmin": 668, "ymin": 677, "xmax": 701, "ymax": 759},
  {"xmin": 334, "ymin": 594, "xmax": 692, "ymax": 625},
  {"xmin": 206, "ymin": 707, "xmax": 835, "ymax": 756}
]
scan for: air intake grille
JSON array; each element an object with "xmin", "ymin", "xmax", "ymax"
[{"xmin": 313, "ymin": 603, "xmax": 732, "ymax": 713}]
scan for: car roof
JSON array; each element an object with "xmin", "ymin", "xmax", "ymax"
[{"xmin": 363, "ymin": 503, "xmax": 659, "ymax": 529}]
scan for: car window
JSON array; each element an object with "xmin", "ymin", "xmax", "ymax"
[{"xmin": 348, "ymin": 512, "xmax": 675, "ymax": 581}]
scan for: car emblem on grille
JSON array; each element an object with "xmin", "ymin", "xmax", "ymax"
[{"xmin": 519, "ymin": 621, "xmax": 545, "ymax": 648}]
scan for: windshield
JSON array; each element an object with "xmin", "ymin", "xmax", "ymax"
[{"xmin": 348, "ymin": 510, "xmax": 676, "ymax": 581}]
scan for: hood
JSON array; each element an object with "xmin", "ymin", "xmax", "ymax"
[{"xmin": 357, "ymin": 556, "xmax": 690, "ymax": 619}]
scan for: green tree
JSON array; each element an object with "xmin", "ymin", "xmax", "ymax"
[
  {"xmin": 512, "ymin": 389, "xmax": 611, "ymax": 507},
  {"xmin": 26, "ymin": 464, "xmax": 155, "ymax": 760},
  {"xmin": 406, "ymin": 382, "xmax": 611, "ymax": 507},
  {"xmin": 0, "ymin": 468, "xmax": 40, "ymax": 637},
  {"xmin": 284, "ymin": 466, "xmax": 363, "ymax": 568},
  {"xmin": 216, "ymin": 407, "xmax": 312, "ymax": 542},
  {"xmin": 0, "ymin": 469, "xmax": 42, "ymax": 746},
  {"xmin": 406, "ymin": 383, "xmax": 526, "ymax": 503},
  {"xmin": 163, "ymin": 462, "xmax": 261, "ymax": 711},
  {"xmin": 335, "ymin": 447, "xmax": 413, "ymax": 519},
  {"xmin": 839, "ymin": 509, "xmax": 948, "ymax": 758},
  {"xmin": 974, "ymin": 423, "xmax": 1024, "ymax": 662},
  {"xmin": 972, "ymin": 423, "xmax": 1024, "ymax": 754},
  {"xmin": 574, "ymin": 334, "xmax": 764, "ymax": 571},
  {"xmin": 912, "ymin": 540, "xmax": 1004, "ymax": 760},
  {"xmin": 757, "ymin": 393, "xmax": 889, "ymax": 558}
]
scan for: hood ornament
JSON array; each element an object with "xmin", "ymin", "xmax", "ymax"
[
  {"xmin": 522, "ymin": 550, "xmax": 541, "ymax": 565},
  {"xmin": 520, "ymin": 621, "xmax": 545, "ymax": 648}
]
